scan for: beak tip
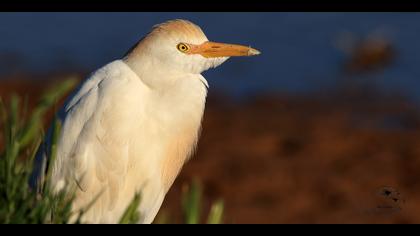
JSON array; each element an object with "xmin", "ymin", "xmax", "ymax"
[{"xmin": 248, "ymin": 48, "xmax": 261, "ymax": 56}]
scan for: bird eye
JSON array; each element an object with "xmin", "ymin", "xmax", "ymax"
[{"xmin": 177, "ymin": 43, "xmax": 190, "ymax": 53}]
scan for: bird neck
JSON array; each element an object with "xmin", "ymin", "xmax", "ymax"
[
  {"xmin": 122, "ymin": 56, "xmax": 208, "ymax": 194},
  {"xmin": 122, "ymin": 52, "xmax": 208, "ymax": 131},
  {"xmin": 123, "ymin": 53, "xmax": 184, "ymax": 91},
  {"xmin": 122, "ymin": 55, "xmax": 208, "ymax": 122}
]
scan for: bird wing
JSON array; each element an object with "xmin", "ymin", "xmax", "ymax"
[{"xmin": 32, "ymin": 60, "xmax": 155, "ymax": 222}]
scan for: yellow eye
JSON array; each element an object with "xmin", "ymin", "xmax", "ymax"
[{"xmin": 177, "ymin": 43, "xmax": 190, "ymax": 53}]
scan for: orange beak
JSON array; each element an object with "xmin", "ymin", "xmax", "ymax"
[{"xmin": 189, "ymin": 41, "xmax": 261, "ymax": 58}]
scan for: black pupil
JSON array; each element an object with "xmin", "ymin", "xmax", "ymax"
[{"xmin": 181, "ymin": 45, "xmax": 186, "ymax": 50}]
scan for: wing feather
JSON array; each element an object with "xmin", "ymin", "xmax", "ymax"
[{"xmin": 33, "ymin": 60, "xmax": 151, "ymax": 223}]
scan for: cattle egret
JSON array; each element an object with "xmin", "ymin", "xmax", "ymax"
[{"xmin": 31, "ymin": 19, "xmax": 260, "ymax": 224}]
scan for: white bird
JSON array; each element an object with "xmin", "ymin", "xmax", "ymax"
[{"xmin": 31, "ymin": 19, "xmax": 260, "ymax": 224}]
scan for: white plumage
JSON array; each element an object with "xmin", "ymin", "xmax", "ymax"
[{"xmin": 31, "ymin": 19, "xmax": 260, "ymax": 223}]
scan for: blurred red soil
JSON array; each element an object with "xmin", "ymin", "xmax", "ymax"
[
  {"xmin": 165, "ymin": 91, "xmax": 420, "ymax": 224},
  {"xmin": 2, "ymin": 78, "xmax": 420, "ymax": 224}
]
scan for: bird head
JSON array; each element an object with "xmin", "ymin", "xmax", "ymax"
[{"xmin": 124, "ymin": 19, "xmax": 260, "ymax": 77}]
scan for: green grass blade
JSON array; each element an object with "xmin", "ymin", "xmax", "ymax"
[
  {"xmin": 119, "ymin": 193, "xmax": 141, "ymax": 224},
  {"xmin": 206, "ymin": 200, "xmax": 224, "ymax": 224},
  {"xmin": 182, "ymin": 179, "xmax": 202, "ymax": 224}
]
